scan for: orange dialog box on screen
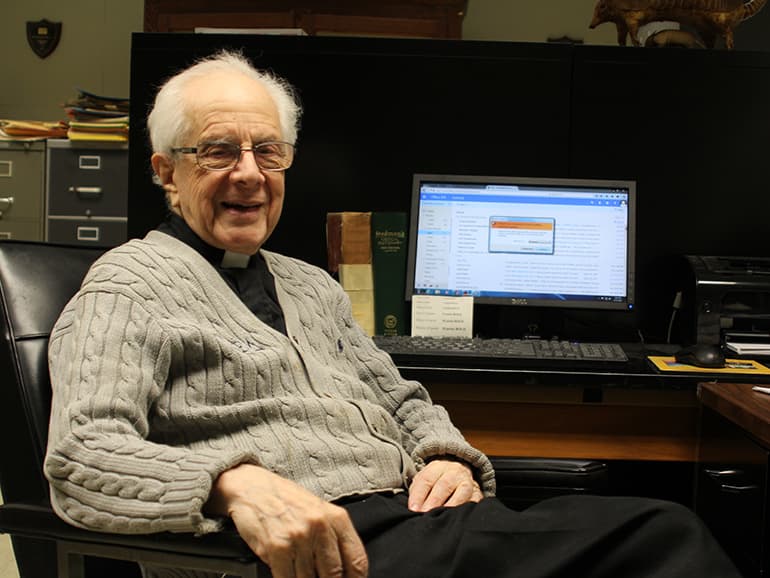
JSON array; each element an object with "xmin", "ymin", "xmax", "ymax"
[{"xmin": 488, "ymin": 216, "xmax": 555, "ymax": 255}]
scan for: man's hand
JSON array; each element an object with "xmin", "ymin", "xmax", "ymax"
[
  {"xmin": 407, "ymin": 459, "xmax": 483, "ymax": 512},
  {"xmin": 207, "ymin": 464, "xmax": 368, "ymax": 578}
]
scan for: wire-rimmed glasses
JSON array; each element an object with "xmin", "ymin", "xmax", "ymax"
[{"xmin": 171, "ymin": 141, "xmax": 295, "ymax": 172}]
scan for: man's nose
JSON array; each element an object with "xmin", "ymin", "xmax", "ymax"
[{"xmin": 230, "ymin": 148, "xmax": 266, "ymax": 182}]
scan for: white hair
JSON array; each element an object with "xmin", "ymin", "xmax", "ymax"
[{"xmin": 147, "ymin": 50, "xmax": 302, "ymax": 156}]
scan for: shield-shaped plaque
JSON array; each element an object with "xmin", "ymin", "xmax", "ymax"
[{"xmin": 27, "ymin": 19, "xmax": 62, "ymax": 59}]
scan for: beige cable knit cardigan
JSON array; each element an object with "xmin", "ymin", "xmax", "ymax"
[{"xmin": 44, "ymin": 231, "xmax": 495, "ymax": 536}]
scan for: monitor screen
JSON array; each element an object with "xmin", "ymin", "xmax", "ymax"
[{"xmin": 405, "ymin": 174, "xmax": 636, "ymax": 311}]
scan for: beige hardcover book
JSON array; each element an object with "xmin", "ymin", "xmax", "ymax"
[
  {"xmin": 346, "ymin": 288, "xmax": 376, "ymax": 336},
  {"xmin": 339, "ymin": 264, "xmax": 375, "ymax": 335},
  {"xmin": 339, "ymin": 263, "xmax": 373, "ymax": 291}
]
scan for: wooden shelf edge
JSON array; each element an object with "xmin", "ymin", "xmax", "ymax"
[{"xmin": 465, "ymin": 430, "xmax": 698, "ymax": 462}]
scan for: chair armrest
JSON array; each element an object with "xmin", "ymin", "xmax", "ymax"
[
  {"xmin": 490, "ymin": 457, "xmax": 608, "ymax": 510},
  {"xmin": 0, "ymin": 502, "xmax": 255, "ymax": 560}
]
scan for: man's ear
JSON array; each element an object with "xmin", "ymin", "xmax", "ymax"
[{"xmin": 151, "ymin": 152, "xmax": 180, "ymax": 210}]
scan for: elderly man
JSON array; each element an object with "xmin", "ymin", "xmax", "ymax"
[{"xmin": 44, "ymin": 50, "xmax": 739, "ymax": 578}]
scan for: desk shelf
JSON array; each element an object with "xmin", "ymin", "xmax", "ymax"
[{"xmin": 424, "ymin": 381, "xmax": 698, "ymax": 462}]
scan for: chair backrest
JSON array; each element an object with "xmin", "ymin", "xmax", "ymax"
[{"xmin": 0, "ymin": 240, "xmax": 105, "ymax": 505}]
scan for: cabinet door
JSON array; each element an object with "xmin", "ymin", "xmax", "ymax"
[
  {"xmin": 143, "ymin": 0, "xmax": 466, "ymax": 38},
  {"xmin": 298, "ymin": 12, "xmax": 455, "ymax": 38},
  {"xmin": 155, "ymin": 10, "xmax": 294, "ymax": 32},
  {"xmin": 696, "ymin": 406, "xmax": 769, "ymax": 577}
]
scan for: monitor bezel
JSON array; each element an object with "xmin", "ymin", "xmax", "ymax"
[{"xmin": 405, "ymin": 173, "xmax": 637, "ymax": 311}]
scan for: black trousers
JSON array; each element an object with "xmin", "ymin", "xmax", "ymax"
[
  {"xmin": 142, "ymin": 494, "xmax": 741, "ymax": 578},
  {"xmin": 345, "ymin": 493, "xmax": 739, "ymax": 578}
]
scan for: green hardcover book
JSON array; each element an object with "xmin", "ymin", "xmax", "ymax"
[{"xmin": 371, "ymin": 212, "xmax": 408, "ymax": 336}]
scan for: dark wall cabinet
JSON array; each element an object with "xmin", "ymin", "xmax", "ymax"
[{"xmin": 129, "ymin": 35, "xmax": 770, "ymax": 342}]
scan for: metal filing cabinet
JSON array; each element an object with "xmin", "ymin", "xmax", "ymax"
[
  {"xmin": 0, "ymin": 140, "xmax": 46, "ymax": 240},
  {"xmin": 46, "ymin": 138, "xmax": 128, "ymax": 246}
]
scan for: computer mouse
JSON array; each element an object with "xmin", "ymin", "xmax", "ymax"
[{"xmin": 674, "ymin": 344, "xmax": 726, "ymax": 369}]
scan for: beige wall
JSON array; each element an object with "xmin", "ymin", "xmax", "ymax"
[
  {"xmin": 3, "ymin": 0, "xmax": 769, "ymax": 122},
  {"xmin": 0, "ymin": 1, "xmax": 617, "ymax": 122},
  {"xmin": 0, "ymin": 0, "xmax": 143, "ymax": 121},
  {"xmin": 463, "ymin": 0, "xmax": 615, "ymax": 45}
]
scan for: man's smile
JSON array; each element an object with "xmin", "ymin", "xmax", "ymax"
[{"xmin": 222, "ymin": 201, "xmax": 263, "ymax": 212}]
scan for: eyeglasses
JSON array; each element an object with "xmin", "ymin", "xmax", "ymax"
[{"xmin": 171, "ymin": 141, "xmax": 295, "ymax": 172}]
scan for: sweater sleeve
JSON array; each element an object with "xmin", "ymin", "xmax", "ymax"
[
  {"xmin": 326, "ymin": 276, "xmax": 497, "ymax": 496},
  {"xmin": 45, "ymin": 287, "xmax": 256, "ymax": 535}
]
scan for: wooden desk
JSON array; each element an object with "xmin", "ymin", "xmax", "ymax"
[
  {"xmin": 698, "ymin": 382, "xmax": 770, "ymax": 448},
  {"xmin": 400, "ymin": 352, "xmax": 770, "ymax": 463},
  {"xmin": 394, "ymin": 361, "xmax": 770, "ymax": 507}
]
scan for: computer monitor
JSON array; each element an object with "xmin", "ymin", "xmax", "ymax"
[{"xmin": 405, "ymin": 174, "xmax": 636, "ymax": 312}]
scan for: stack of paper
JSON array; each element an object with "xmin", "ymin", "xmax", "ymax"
[
  {"xmin": 63, "ymin": 88, "xmax": 129, "ymax": 142},
  {"xmin": 725, "ymin": 341, "xmax": 770, "ymax": 355},
  {"xmin": 67, "ymin": 119, "xmax": 128, "ymax": 142},
  {"xmin": 0, "ymin": 119, "xmax": 68, "ymax": 140}
]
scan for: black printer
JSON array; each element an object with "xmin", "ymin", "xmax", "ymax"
[{"xmin": 680, "ymin": 255, "xmax": 770, "ymax": 347}]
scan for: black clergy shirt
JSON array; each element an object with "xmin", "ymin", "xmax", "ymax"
[{"xmin": 157, "ymin": 213, "xmax": 287, "ymax": 335}]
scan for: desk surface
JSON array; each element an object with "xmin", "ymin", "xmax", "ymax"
[{"xmin": 699, "ymin": 382, "xmax": 770, "ymax": 448}]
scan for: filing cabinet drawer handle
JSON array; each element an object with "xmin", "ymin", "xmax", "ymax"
[
  {"xmin": 0, "ymin": 196, "xmax": 14, "ymax": 218},
  {"xmin": 69, "ymin": 186, "xmax": 103, "ymax": 199},
  {"xmin": 704, "ymin": 468, "xmax": 759, "ymax": 494},
  {"xmin": 78, "ymin": 155, "xmax": 101, "ymax": 170},
  {"xmin": 76, "ymin": 226, "xmax": 100, "ymax": 242},
  {"xmin": 704, "ymin": 469, "xmax": 741, "ymax": 478},
  {"xmin": 718, "ymin": 483, "xmax": 759, "ymax": 493}
]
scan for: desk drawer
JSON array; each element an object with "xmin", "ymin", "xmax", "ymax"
[
  {"xmin": 47, "ymin": 217, "xmax": 126, "ymax": 246},
  {"xmin": 696, "ymin": 406, "xmax": 769, "ymax": 577},
  {"xmin": 0, "ymin": 144, "xmax": 45, "ymax": 221},
  {"xmin": 0, "ymin": 219, "xmax": 44, "ymax": 241},
  {"xmin": 47, "ymin": 143, "xmax": 127, "ymax": 217}
]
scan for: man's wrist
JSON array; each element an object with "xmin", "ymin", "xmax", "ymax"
[{"xmin": 206, "ymin": 463, "xmax": 263, "ymax": 516}]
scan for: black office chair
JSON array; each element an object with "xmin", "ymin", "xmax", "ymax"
[
  {"xmin": 0, "ymin": 239, "xmax": 607, "ymax": 577},
  {"xmin": 0, "ymin": 240, "xmax": 263, "ymax": 577}
]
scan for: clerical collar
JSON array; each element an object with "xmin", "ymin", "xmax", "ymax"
[
  {"xmin": 221, "ymin": 251, "xmax": 251, "ymax": 268},
  {"xmin": 156, "ymin": 213, "xmax": 255, "ymax": 269}
]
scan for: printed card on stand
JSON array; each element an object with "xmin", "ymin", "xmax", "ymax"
[{"xmin": 410, "ymin": 295, "xmax": 473, "ymax": 338}]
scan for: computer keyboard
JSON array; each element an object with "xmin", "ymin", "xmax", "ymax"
[{"xmin": 372, "ymin": 335, "xmax": 628, "ymax": 366}]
